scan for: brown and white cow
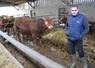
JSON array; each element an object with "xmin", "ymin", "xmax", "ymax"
[{"xmin": 13, "ymin": 16, "xmax": 53, "ymax": 43}]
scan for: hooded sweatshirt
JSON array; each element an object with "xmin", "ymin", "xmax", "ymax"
[{"xmin": 65, "ymin": 13, "xmax": 89, "ymax": 40}]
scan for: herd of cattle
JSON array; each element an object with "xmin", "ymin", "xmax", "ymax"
[
  {"xmin": 0, "ymin": 15, "xmax": 55, "ymax": 43},
  {"xmin": 0, "ymin": 15, "xmax": 95, "ymax": 43}
]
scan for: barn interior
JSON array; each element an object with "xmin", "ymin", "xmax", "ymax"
[
  {"xmin": 0, "ymin": 0, "xmax": 33, "ymax": 5},
  {"xmin": 0, "ymin": 0, "xmax": 95, "ymax": 68}
]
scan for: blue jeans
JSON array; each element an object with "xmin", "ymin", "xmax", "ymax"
[{"xmin": 67, "ymin": 39, "xmax": 84, "ymax": 58}]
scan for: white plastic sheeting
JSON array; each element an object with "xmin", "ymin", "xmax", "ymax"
[{"xmin": 0, "ymin": 6, "xmax": 24, "ymax": 17}]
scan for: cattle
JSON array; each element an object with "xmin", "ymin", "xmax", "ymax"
[
  {"xmin": 59, "ymin": 15, "xmax": 67, "ymax": 25},
  {"xmin": 0, "ymin": 15, "xmax": 14, "ymax": 35},
  {"xmin": 13, "ymin": 16, "xmax": 53, "ymax": 43},
  {"xmin": 53, "ymin": 15, "xmax": 67, "ymax": 29},
  {"xmin": 0, "ymin": 17, "xmax": 3, "ymax": 28},
  {"xmin": 89, "ymin": 22, "xmax": 95, "ymax": 35}
]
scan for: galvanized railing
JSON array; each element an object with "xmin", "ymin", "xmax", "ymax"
[{"xmin": 0, "ymin": 30, "xmax": 65, "ymax": 68}]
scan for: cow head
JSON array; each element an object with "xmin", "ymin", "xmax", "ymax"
[
  {"xmin": 42, "ymin": 16, "xmax": 53, "ymax": 29},
  {"xmin": 59, "ymin": 16, "xmax": 67, "ymax": 25}
]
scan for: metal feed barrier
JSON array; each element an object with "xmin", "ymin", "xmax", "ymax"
[{"xmin": 0, "ymin": 30, "xmax": 65, "ymax": 68}]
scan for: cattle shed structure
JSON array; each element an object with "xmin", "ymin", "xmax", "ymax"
[
  {"xmin": 0, "ymin": 0, "xmax": 95, "ymax": 22},
  {"xmin": 0, "ymin": 0, "xmax": 95, "ymax": 68},
  {"xmin": 32, "ymin": 0, "xmax": 95, "ymax": 22}
]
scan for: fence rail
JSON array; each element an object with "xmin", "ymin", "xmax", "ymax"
[{"xmin": 0, "ymin": 30, "xmax": 65, "ymax": 68}]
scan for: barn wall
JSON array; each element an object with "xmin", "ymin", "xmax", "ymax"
[
  {"xmin": 19, "ymin": 0, "xmax": 95, "ymax": 22},
  {"xmin": 78, "ymin": 3, "xmax": 95, "ymax": 22},
  {"xmin": 34, "ymin": 0, "xmax": 64, "ymax": 18},
  {"xmin": 34, "ymin": 0, "xmax": 95, "ymax": 22}
]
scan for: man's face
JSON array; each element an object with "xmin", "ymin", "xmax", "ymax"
[{"xmin": 71, "ymin": 7, "xmax": 79, "ymax": 16}]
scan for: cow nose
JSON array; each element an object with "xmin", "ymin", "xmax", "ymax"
[{"xmin": 48, "ymin": 25, "xmax": 53, "ymax": 29}]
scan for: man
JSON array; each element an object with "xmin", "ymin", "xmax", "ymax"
[{"xmin": 65, "ymin": 5, "xmax": 89, "ymax": 68}]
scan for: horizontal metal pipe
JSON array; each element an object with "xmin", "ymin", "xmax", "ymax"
[{"xmin": 0, "ymin": 30, "xmax": 65, "ymax": 68}]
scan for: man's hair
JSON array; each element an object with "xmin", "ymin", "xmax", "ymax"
[{"xmin": 71, "ymin": 5, "xmax": 78, "ymax": 9}]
